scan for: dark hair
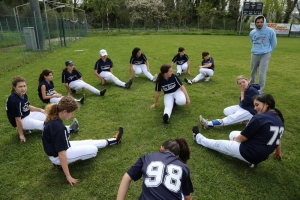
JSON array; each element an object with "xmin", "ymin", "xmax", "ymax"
[
  {"xmin": 132, "ymin": 47, "xmax": 141, "ymax": 57},
  {"xmin": 178, "ymin": 47, "xmax": 185, "ymax": 52},
  {"xmin": 162, "ymin": 137, "xmax": 191, "ymax": 164},
  {"xmin": 38, "ymin": 69, "xmax": 53, "ymax": 83},
  {"xmin": 155, "ymin": 64, "xmax": 171, "ymax": 84},
  {"xmin": 255, "ymin": 15, "xmax": 264, "ymax": 23},
  {"xmin": 45, "ymin": 96, "xmax": 78, "ymax": 122},
  {"xmin": 11, "ymin": 76, "xmax": 26, "ymax": 93},
  {"xmin": 254, "ymin": 93, "xmax": 284, "ymax": 123},
  {"xmin": 202, "ymin": 51, "xmax": 209, "ymax": 59}
]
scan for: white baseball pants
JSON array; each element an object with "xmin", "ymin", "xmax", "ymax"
[
  {"xmin": 49, "ymin": 139, "xmax": 108, "ymax": 164},
  {"xmin": 193, "ymin": 68, "xmax": 214, "ymax": 82},
  {"xmin": 176, "ymin": 62, "xmax": 188, "ymax": 74},
  {"xmin": 69, "ymin": 80, "xmax": 100, "ymax": 95},
  {"xmin": 222, "ymin": 105, "xmax": 252, "ymax": 125},
  {"xmin": 21, "ymin": 112, "xmax": 46, "ymax": 130},
  {"xmin": 195, "ymin": 131, "xmax": 248, "ymax": 163},
  {"xmin": 133, "ymin": 64, "xmax": 154, "ymax": 80},
  {"xmin": 100, "ymin": 71, "xmax": 125, "ymax": 87},
  {"xmin": 164, "ymin": 88, "xmax": 186, "ymax": 119},
  {"xmin": 50, "ymin": 97, "xmax": 62, "ymax": 104}
]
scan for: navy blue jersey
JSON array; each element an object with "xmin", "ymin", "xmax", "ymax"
[
  {"xmin": 127, "ymin": 151, "xmax": 194, "ymax": 200},
  {"xmin": 6, "ymin": 92, "xmax": 30, "ymax": 127},
  {"xmin": 240, "ymin": 111, "xmax": 284, "ymax": 164},
  {"xmin": 130, "ymin": 53, "xmax": 147, "ymax": 65},
  {"xmin": 42, "ymin": 119, "xmax": 70, "ymax": 157},
  {"xmin": 38, "ymin": 80, "xmax": 55, "ymax": 103},
  {"xmin": 61, "ymin": 69, "xmax": 82, "ymax": 84},
  {"xmin": 172, "ymin": 53, "xmax": 189, "ymax": 65},
  {"xmin": 239, "ymin": 84, "xmax": 260, "ymax": 115},
  {"xmin": 202, "ymin": 57, "xmax": 215, "ymax": 71},
  {"xmin": 155, "ymin": 74, "xmax": 183, "ymax": 94},
  {"xmin": 94, "ymin": 58, "xmax": 113, "ymax": 74}
]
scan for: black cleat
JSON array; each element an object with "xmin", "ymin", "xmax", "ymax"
[
  {"xmin": 162, "ymin": 113, "xmax": 169, "ymax": 124},
  {"xmin": 70, "ymin": 89, "xmax": 76, "ymax": 94},
  {"xmin": 100, "ymin": 89, "xmax": 106, "ymax": 96},
  {"xmin": 113, "ymin": 127, "xmax": 123, "ymax": 144},
  {"xmin": 192, "ymin": 125, "xmax": 200, "ymax": 140},
  {"xmin": 79, "ymin": 94, "xmax": 85, "ymax": 104},
  {"xmin": 125, "ymin": 79, "xmax": 133, "ymax": 89}
]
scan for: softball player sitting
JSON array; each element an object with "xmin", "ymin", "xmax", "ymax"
[
  {"xmin": 151, "ymin": 64, "xmax": 190, "ymax": 124},
  {"xmin": 94, "ymin": 49, "xmax": 132, "ymax": 89},
  {"xmin": 62, "ymin": 60, "xmax": 106, "ymax": 96},
  {"xmin": 38, "ymin": 69, "xmax": 85, "ymax": 104},
  {"xmin": 200, "ymin": 75, "xmax": 260, "ymax": 128},
  {"xmin": 170, "ymin": 47, "xmax": 191, "ymax": 76},
  {"xmin": 42, "ymin": 96, "xmax": 123, "ymax": 185},
  {"xmin": 184, "ymin": 51, "xmax": 214, "ymax": 84},
  {"xmin": 6, "ymin": 76, "xmax": 79, "ymax": 143},
  {"xmin": 193, "ymin": 93, "xmax": 284, "ymax": 166},
  {"xmin": 129, "ymin": 47, "xmax": 157, "ymax": 81}
]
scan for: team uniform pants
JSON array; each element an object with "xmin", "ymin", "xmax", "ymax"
[
  {"xmin": 100, "ymin": 71, "xmax": 126, "ymax": 87},
  {"xmin": 222, "ymin": 105, "xmax": 252, "ymax": 126},
  {"xmin": 22, "ymin": 112, "xmax": 72, "ymax": 133},
  {"xmin": 50, "ymin": 97, "xmax": 62, "ymax": 104},
  {"xmin": 193, "ymin": 68, "xmax": 214, "ymax": 82},
  {"xmin": 176, "ymin": 62, "xmax": 188, "ymax": 74},
  {"xmin": 49, "ymin": 139, "xmax": 108, "ymax": 165},
  {"xmin": 164, "ymin": 88, "xmax": 186, "ymax": 118},
  {"xmin": 69, "ymin": 80, "xmax": 100, "ymax": 95},
  {"xmin": 22, "ymin": 112, "xmax": 46, "ymax": 130},
  {"xmin": 195, "ymin": 131, "xmax": 249, "ymax": 163},
  {"xmin": 133, "ymin": 64, "xmax": 154, "ymax": 80},
  {"xmin": 250, "ymin": 52, "xmax": 271, "ymax": 93}
]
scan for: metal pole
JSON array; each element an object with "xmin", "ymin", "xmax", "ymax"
[
  {"xmin": 13, "ymin": 8, "xmax": 25, "ymax": 62},
  {"xmin": 107, "ymin": 6, "xmax": 109, "ymax": 34},
  {"xmin": 43, "ymin": 0, "xmax": 52, "ymax": 51},
  {"xmin": 33, "ymin": 11, "xmax": 41, "ymax": 55},
  {"xmin": 0, "ymin": 22, "xmax": 7, "ymax": 51},
  {"xmin": 239, "ymin": 11, "xmax": 244, "ymax": 35},
  {"xmin": 6, "ymin": 18, "xmax": 13, "ymax": 46}
]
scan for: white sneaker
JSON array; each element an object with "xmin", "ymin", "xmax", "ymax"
[
  {"xmin": 70, "ymin": 118, "xmax": 79, "ymax": 132},
  {"xmin": 152, "ymin": 74, "xmax": 158, "ymax": 82},
  {"xmin": 199, "ymin": 115, "xmax": 209, "ymax": 129},
  {"xmin": 205, "ymin": 77, "xmax": 210, "ymax": 82}
]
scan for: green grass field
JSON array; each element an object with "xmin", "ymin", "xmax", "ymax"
[{"xmin": 0, "ymin": 34, "xmax": 299, "ymax": 199}]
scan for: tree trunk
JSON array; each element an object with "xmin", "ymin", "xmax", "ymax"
[{"xmin": 283, "ymin": 0, "xmax": 298, "ymax": 23}]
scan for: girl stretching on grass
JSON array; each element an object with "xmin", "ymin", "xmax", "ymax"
[
  {"xmin": 38, "ymin": 69, "xmax": 85, "ymax": 104},
  {"xmin": 193, "ymin": 93, "xmax": 284, "ymax": 167},
  {"xmin": 42, "ymin": 96, "xmax": 123, "ymax": 185},
  {"xmin": 6, "ymin": 76, "xmax": 78, "ymax": 142}
]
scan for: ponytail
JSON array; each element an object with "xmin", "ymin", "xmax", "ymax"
[{"xmin": 175, "ymin": 137, "xmax": 191, "ymax": 164}]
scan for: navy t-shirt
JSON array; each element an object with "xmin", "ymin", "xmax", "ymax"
[
  {"xmin": 155, "ymin": 74, "xmax": 183, "ymax": 94},
  {"xmin": 239, "ymin": 84, "xmax": 260, "ymax": 115},
  {"xmin": 172, "ymin": 54, "xmax": 189, "ymax": 65},
  {"xmin": 42, "ymin": 119, "xmax": 70, "ymax": 158},
  {"xmin": 6, "ymin": 92, "xmax": 30, "ymax": 127},
  {"xmin": 202, "ymin": 57, "xmax": 215, "ymax": 71},
  {"xmin": 127, "ymin": 151, "xmax": 194, "ymax": 200},
  {"xmin": 240, "ymin": 111, "xmax": 284, "ymax": 164},
  {"xmin": 94, "ymin": 58, "xmax": 113, "ymax": 74},
  {"xmin": 38, "ymin": 80, "xmax": 55, "ymax": 103},
  {"xmin": 130, "ymin": 53, "xmax": 147, "ymax": 65},
  {"xmin": 61, "ymin": 69, "xmax": 82, "ymax": 84}
]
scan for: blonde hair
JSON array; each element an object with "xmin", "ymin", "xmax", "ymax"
[
  {"xmin": 45, "ymin": 96, "xmax": 78, "ymax": 122},
  {"xmin": 236, "ymin": 75, "xmax": 248, "ymax": 84}
]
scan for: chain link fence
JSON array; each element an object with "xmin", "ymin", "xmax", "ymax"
[{"xmin": 0, "ymin": 14, "xmax": 87, "ymax": 75}]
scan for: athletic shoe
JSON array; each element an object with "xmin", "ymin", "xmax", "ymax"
[
  {"xmin": 152, "ymin": 74, "xmax": 158, "ymax": 82},
  {"xmin": 241, "ymin": 120, "xmax": 249, "ymax": 125},
  {"xmin": 162, "ymin": 113, "xmax": 169, "ymax": 124},
  {"xmin": 135, "ymin": 74, "xmax": 139, "ymax": 77},
  {"xmin": 184, "ymin": 78, "xmax": 192, "ymax": 84},
  {"xmin": 176, "ymin": 73, "xmax": 180, "ymax": 76},
  {"xmin": 79, "ymin": 94, "xmax": 85, "ymax": 104},
  {"xmin": 125, "ymin": 79, "xmax": 133, "ymax": 89},
  {"xmin": 205, "ymin": 77, "xmax": 210, "ymax": 82},
  {"xmin": 70, "ymin": 118, "xmax": 79, "ymax": 132},
  {"xmin": 70, "ymin": 89, "xmax": 76, "ymax": 94},
  {"xmin": 199, "ymin": 115, "xmax": 209, "ymax": 129},
  {"xmin": 192, "ymin": 125, "xmax": 200, "ymax": 140},
  {"xmin": 113, "ymin": 127, "xmax": 123, "ymax": 144},
  {"xmin": 24, "ymin": 130, "xmax": 32, "ymax": 134},
  {"xmin": 100, "ymin": 89, "xmax": 106, "ymax": 96},
  {"xmin": 249, "ymin": 163, "xmax": 256, "ymax": 168},
  {"xmin": 53, "ymin": 164, "xmax": 62, "ymax": 169}
]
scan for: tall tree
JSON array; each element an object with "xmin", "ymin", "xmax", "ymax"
[{"xmin": 282, "ymin": 0, "xmax": 298, "ymax": 22}]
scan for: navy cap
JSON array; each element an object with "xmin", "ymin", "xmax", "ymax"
[{"xmin": 65, "ymin": 60, "xmax": 74, "ymax": 66}]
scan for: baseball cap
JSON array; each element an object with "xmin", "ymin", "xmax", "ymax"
[
  {"xmin": 65, "ymin": 60, "xmax": 74, "ymax": 66},
  {"xmin": 99, "ymin": 49, "xmax": 108, "ymax": 56}
]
